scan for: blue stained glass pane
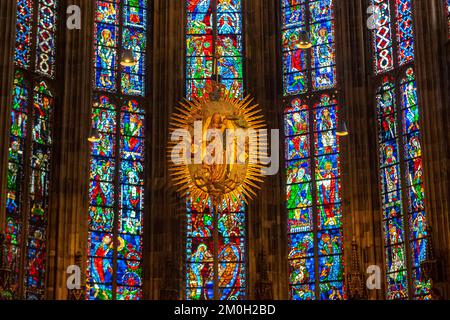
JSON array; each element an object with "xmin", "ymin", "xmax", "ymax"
[
  {"xmin": 122, "ymin": 73, "xmax": 145, "ymax": 96},
  {"xmin": 121, "ymin": 136, "xmax": 144, "ymax": 160},
  {"xmin": 283, "ymin": 50, "xmax": 307, "ymax": 74},
  {"xmin": 288, "ymin": 232, "xmax": 314, "ymax": 258},
  {"xmin": 286, "ymin": 159, "xmax": 311, "ymax": 184},
  {"xmin": 318, "ymin": 229, "xmax": 342, "ymax": 256},
  {"xmin": 89, "ymin": 207, "xmax": 114, "ymax": 232},
  {"xmin": 291, "ymin": 284, "xmax": 316, "ymax": 300},
  {"xmin": 123, "ymin": 27, "xmax": 146, "ymax": 51},
  {"xmin": 217, "ymin": 12, "xmax": 242, "ymax": 34},
  {"xmin": 118, "ymin": 234, "xmax": 142, "ymax": 260},
  {"xmin": 120, "ymin": 185, "xmax": 144, "ymax": 211},
  {"xmin": 284, "ymin": 72, "xmax": 308, "ymax": 95},
  {"xmin": 119, "ymin": 209, "xmax": 143, "ymax": 235},
  {"xmin": 318, "ymin": 255, "xmax": 343, "ymax": 282},
  {"xmin": 120, "ymin": 160, "xmax": 144, "ymax": 185},
  {"xmin": 88, "ymin": 232, "xmax": 114, "ymax": 259},
  {"xmin": 217, "ymin": 0, "xmax": 240, "ymax": 12},
  {"xmin": 319, "ymin": 281, "xmax": 344, "ymax": 300},
  {"xmin": 91, "ymin": 133, "xmax": 116, "ymax": 158},
  {"xmin": 116, "ymin": 260, "xmax": 142, "ymax": 287},
  {"xmin": 95, "ymin": 23, "xmax": 118, "ymax": 46},
  {"xmin": 309, "ymin": 0, "xmax": 333, "ymax": 23},
  {"xmin": 90, "ymin": 158, "xmax": 115, "ymax": 182}
]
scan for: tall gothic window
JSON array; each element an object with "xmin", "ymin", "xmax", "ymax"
[
  {"xmin": 281, "ymin": 0, "xmax": 346, "ymax": 300},
  {"xmin": 87, "ymin": 0, "xmax": 148, "ymax": 300},
  {"xmin": 184, "ymin": 0, "xmax": 247, "ymax": 300},
  {"xmin": 4, "ymin": 0, "xmax": 58, "ymax": 300},
  {"xmin": 370, "ymin": 0, "xmax": 430, "ymax": 299}
]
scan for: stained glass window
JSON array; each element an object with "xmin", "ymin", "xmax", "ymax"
[
  {"xmin": 370, "ymin": 0, "xmax": 431, "ymax": 299},
  {"xmin": 370, "ymin": 0, "xmax": 414, "ymax": 75},
  {"xmin": 281, "ymin": 0, "xmax": 345, "ymax": 300},
  {"xmin": 281, "ymin": 0, "xmax": 337, "ymax": 96},
  {"xmin": 184, "ymin": 0, "xmax": 247, "ymax": 300},
  {"xmin": 3, "ymin": 0, "xmax": 58, "ymax": 300},
  {"xmin": 87, "ymin": 0, "xmax": 148, "ymax": 300},
  {"xmin": 14, "ymin": 0, "xmax": 58, "ymax": 78},
  {"xmin": 186, "ymin": 0, "xmax": 244, "ymax": 100},
  {"xmin": 94, "ymin": 0, "xmax": 148, "ymax": 96}
]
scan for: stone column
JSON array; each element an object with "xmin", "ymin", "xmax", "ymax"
[
  {"xmin": 149, "ymin": 0, "xmax": 185, "ymax": 300},
  {"xmin": 338, "ymin": 0, "xmax": 385, "ymax": 300},
  {"xmin": 46, "ymin": 0, "xmax": 94, "ymax": 299},
  {"xmin": 245, "ymin": 0, "xmax": 285, "ymax": 299},
  {"xmin": 413, "ymin": 0, "xmax": 450, "ymax": 298}
]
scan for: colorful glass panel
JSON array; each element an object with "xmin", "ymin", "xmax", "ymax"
[
  {"xmin": 281, "ymin": 0, "xmax": 337, "ymax": 96},
  {"xmin": 186, "ymin": 0, "xmax": 244, "ymax": 100},
  {"xmin": 371, "ymin": 0, "xmax": 414, "ymax": 75},
  {"xmin": 87, "ymin": 95, "xmax": 145, "ymax": 300},
  {"xmin": 285, "ymin": 94, "xmax": 345, "ymax": 300},
  {"xmin": 5, "ymin": 70, "xmax": 54, "ymax": 299},
  {"xmin": 94, "ymin": 0, "xmax": 148, "ymax": 96},
  {"xmin": 372, "ymin": 0, "xmax": 431, "ymax": 299}
]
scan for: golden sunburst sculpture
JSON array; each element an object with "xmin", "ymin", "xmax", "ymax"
[{"xmin": 168, "ymin": 86, "xmax": 267, "ymax": 206}]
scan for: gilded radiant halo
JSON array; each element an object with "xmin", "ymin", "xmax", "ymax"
[{"xmin": 168, "ymin": 92, "xmax": 267, "ymax": 205}]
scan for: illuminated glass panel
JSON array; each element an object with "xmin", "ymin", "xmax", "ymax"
[
  {"xmin": 94, "ymin": 0, "xmax": 148, "ymax": 96},
  {"xmin": 5, "ymin": 71, "xmax": 54, "ymax": 300},
  {"xmin": 186, "ymin": 196, "xmax": 246, "ymax": 300},
  {"xmin": 285, "ymin": 95, "xmax": 345, "ymax": 300},
  {"xmin": 4, "ymin": 0, "xmax": 58, "ymax": 299},
  {"xmin": 14, "ymin": 0, "xmax": 58, "ymax": 78},
  {"xmin": 370, "ymin": 0, "xmax": 431, "ymax": 300},
  {"xmin": 376, "ymin": 68, "xmax": 430, "ymax": 300},
  {"xmin": 281, "ymin": 0, "xmax": 344, "ymax": 300},
  {"xmin": 186, "ymin": 0, "xmax": 244, "ymax": 100},
  {"xmin": 87, "ymin": 96, "xmax": 145, "ymax": 300},
  {"xmin": 88, "ymin": 0, "xmax": 148, "ymax": 301},
  {"xmin": 281, "ymin": 0, "xmax": 337, "ymax": 96},
  {"xmin": 370, "ymin": 0, "xmax": 414, "ymax": 75}
]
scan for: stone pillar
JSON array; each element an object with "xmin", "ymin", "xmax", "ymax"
[
  {"xmin": 245, "ymin": 0, "xmax": 285, "ymax": 299},
  {"xmin": 0, "ymin": 0, "xmax": 17, "ymax": 230},
  {"xmin": 149, "ymin": 0, "xmax": 185, "ymax": 300},
  {"xmin": 46, "ymin": 0, "xmax": 94, "ymax": 299},
  {"xmin": 338, "ymin": 0, "xmax": 385, "ymax": 300},
  {"xmin": 413, "ymin": 0, "xmax": 450, "ymax": 298}
]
